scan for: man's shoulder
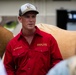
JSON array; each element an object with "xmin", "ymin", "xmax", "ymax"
[{"xmin": 40, "ymin": 30, "xmax": 55, "ymax": 40}]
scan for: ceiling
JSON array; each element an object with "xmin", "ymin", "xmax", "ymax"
[
  {"xmin": 0, "ymin": 0, "xmax": 76, "ymax": 1},
  {"xmin": 52, "ymin": 0, "xmax": 76, "ymax": 1}
]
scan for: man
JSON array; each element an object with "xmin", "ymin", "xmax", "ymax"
[{"xmin": 4, "ymin": 3, "xmax": 63, "ymax": 75}]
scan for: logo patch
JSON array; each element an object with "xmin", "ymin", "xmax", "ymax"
[
  {"xmin": 37, "ymin": 43, "xmax": 47, "ymax": 46},
  {"xmin": 14, "ymin": 46, "xmax": 22, "ymax": 51}
]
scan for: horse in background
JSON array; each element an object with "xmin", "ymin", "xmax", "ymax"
[{"xmin": 0, "ymin": 25, "xmax": 13, "ymax": 58}]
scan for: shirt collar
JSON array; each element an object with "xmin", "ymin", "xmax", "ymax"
[{"xmin": 17, "ymin": 26, "xmax": 43, "ymax": 40}]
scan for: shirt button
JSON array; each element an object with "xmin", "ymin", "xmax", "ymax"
[
  {"xmin": 28, "ymin": 68, "xmax": 30, "ymax": 70},
  {"xmin": 18, "ymin": 53, "xmax": 20, "ymax": 55},
  {"xmin": 29, "ymin": 58, "xmax": 30, "ymax": 60},
  {"xmin": 29, "ymin": 48, "xmax": 31, "ymax": 50},
  {"xmin": 41, "ymin": 50, "xmax": 42, "ymax": 52}
]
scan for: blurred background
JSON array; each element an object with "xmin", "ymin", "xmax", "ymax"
[{"xmin": 0, "ymin": 0, "xmax": 76, "ymax": 35}]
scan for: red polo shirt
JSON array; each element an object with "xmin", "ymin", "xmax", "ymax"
[{"xmin": 4, "ymin": 26, "xmax": 63, "ymax": 75}]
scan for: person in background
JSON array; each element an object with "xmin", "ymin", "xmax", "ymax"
[
  {"xmin": 0, "ymin": 58, "xmax": 7, "ymax": 75},
  {"xmin": 46, "ymin": 56, "xmax": 76, "ymax": 75},
  {"xmin": 3, "ymin": 3, "xmax": 63, "ymax": 75}
]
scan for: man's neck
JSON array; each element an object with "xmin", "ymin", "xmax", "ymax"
[{"xmin": 22, "ymin": 28, "xmax": 36, "ymax": 37}]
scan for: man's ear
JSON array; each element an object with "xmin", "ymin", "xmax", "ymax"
[{"xmin": 18, "ymin": 16, "xmax": 22, "ymax": 23}]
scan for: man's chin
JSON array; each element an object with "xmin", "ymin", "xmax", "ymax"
[
  {"xmin": 28, "ymin": 27, "xmax": 34, "ymax": 30},
  {"xmin": 28, "ymin": 26, "xmax": 34, "ymax": 29}
]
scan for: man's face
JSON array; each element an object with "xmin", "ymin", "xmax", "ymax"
[{"xmin": 18, "ymin": 11, "xmax": 37, "ymax": 31}]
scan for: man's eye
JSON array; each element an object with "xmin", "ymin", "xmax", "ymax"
[
  {"xmin": 25, "ymin": 16, "xmax": 29, "ymax": 18},
  {"xmin": 32, "ymin": 16, "xmax": 36, "ymax": 18}
]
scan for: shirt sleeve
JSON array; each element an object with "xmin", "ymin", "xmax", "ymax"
[
  {"xmin": 50, "ymin": 36, "xmax": 63, "ymax": 68},
  {"xmin": 3, "ymin": 43, "xmax": 15, "ymax": 75}
]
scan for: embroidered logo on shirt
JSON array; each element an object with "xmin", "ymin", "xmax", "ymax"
[
  {"xmin": 37, "ymin": 43, "xmax": 47, "ymax": 46},
  {"xmin": 13, "ymin": 46, "xmax": 22, "ymax": 50}
]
